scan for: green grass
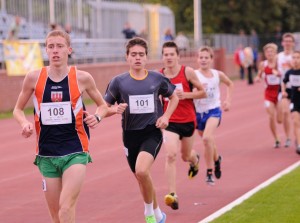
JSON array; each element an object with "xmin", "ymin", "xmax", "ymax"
[{"xmin": 212, "ymin": 166, "xmax": 300, "ymax": 223}]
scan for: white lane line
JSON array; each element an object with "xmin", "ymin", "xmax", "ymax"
[{"xmin": 198, "ymin": 160, "xmax": 300, "ymax": 223}]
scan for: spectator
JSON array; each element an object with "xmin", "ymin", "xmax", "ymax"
[
  {"xmin": 122, "ymin": 22, "xmax": 136, "ymax": 39},
  {"xmin": 174, "ymin": 31, "xmax": 190, "ymax": 56},
  {"xmin": 164, "ymin": 28, "xmax": 174, "ymax": 41},
  {"xmin": 250, "ymin": 29, "xmax": 259, "ymax": 50},
  {"xmin": 243, "ymin": 46, "xmax": 254, "ymax": 85},
  {"xmin": 7, "ymin": 16, "xmax": 21, "ymax": 40},
  {"xmin": 234, "ymin": 44, "xmax": 245, "ymax": 80}
]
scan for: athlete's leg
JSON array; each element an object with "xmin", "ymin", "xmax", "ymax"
[
  {"xmin": 277, "ymin": 99, "xmax": 283, "ymax": 124},
  {"xmin": 266, "ymin": 102, "xmax": 279, "ymax": 140},
  {"xmin": 43, "ymin": 177, "xmax": 62, "ymax": 223},
  {"xmin": 201, "ymin": 118, "xmax": 219, "ymax": 170},
  {"xmin": 180, "ymin": 133, "xmax": 197, "ymax": 164},
  {"xmin": 59, "ymin": 164, "xmax": 87, "ymax": 223},
  {"xmin": 135, "ymin": 151, "xmax": 155, "ymax": 203},
  {"xmin": 281, "ymin": 98, "xmax": 291, "ymax": 139},
  {"xmin": 291, "ymin": 111, "xmax": 300, "ymax": 145},
  {"xmin": 164, "ymin": 131, "xmax": 180, "ymax": 193}
]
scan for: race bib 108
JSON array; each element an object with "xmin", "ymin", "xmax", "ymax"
[{"xmin": 40, "ymin": 101, "xmax": 72, "ymax": 125}]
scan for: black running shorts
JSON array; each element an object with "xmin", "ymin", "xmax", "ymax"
[
  {"xmin": 165, "ymin": 121, "xmax": 195, "ymax": 140},
  {"xmin": 123, "ymin": 124, "xmax": 163, "ymax": 173}
]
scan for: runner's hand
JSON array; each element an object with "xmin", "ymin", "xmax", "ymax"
[
  {"xmin": 21, "ymin": 122, "xmax": 33, "ymax": 138},
  {"xmin": 175, "ymin": 89, "xmax": 185, "ymax": 100},
  {"xmin": 83, "ymin": 111, "xmax": 99, "ymax": 129},
  {"xmin": 116, "ymin": 103, "xmax": 128, "ymax": 114},
  {"xmin": 223, "ymin": 100, "xmax": 231, "ymax": 111},
  {"xmin": 156, "ymin": 115, "xmax": 169, "ymax": 129}
]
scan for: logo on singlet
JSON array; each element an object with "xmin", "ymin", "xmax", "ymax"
[{"xmin": 51, "ymin": 91, "xmax": 63, "ymax": 102}]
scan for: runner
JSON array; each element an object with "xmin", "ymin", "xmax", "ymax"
[
  {"xmin": 13, "ymin": 30, "xmax": 108, "ymax": 223},
  {"xmin": 160, "ymin": 41, "xmax": 206, "ymax": 210},
  {"xmin": 194, "ymin": 46, "xmax": 234, "ymax": 185},
  {"xmin": 277, "ymin": 33, "xmax": 295, "ymax": 148},
  {"xmin": 104, "ymin": 37, "xmax": 179, "ymax": 223},
  {"xmin": 255, "ymin": 43, "xmax": 281, "ymax": 148},
  {"xmin": 282, "ymin": 50, "xmax": 300, "ymax": 154}
]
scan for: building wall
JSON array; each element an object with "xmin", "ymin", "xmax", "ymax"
[{"xmin": 0, "ymin": 49, "xmax": 240, "ymax": 113}]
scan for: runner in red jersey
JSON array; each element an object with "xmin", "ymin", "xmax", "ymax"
[
  {"xmin": 160, "ymin": 41, "xmax": 206, "ymax": 210},
  {"xmin": 255, "ymin": 43, "xmax": 281, "ymax": 148}
]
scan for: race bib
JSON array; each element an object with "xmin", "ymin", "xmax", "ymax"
[
  {"xmin": 175, "ymin": 83, "xmax": 183, "ymax": 90},
  {"xmin": 289, "ymin": 75, "xmax": 300, "ymax": 87},
  {"xmin": 266, "ymin": 75, "xmax": 280, "ymax": 85},
  {"xmin": 129, "ymin": 94, "xmax": 155, "ymax": 114},
  {"xmin": 40, "ymin": 101, "xmax": 72, "ymax": 125},
  {"xmin": 164, "ymin": 83, "xmax": 183, "ymax": 102}
]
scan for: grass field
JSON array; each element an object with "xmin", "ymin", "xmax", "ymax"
[{"xmin": 212, "ymin": 166, "xmax": 300, "ymax": 223}]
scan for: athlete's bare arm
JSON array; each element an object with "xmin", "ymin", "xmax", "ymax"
[
  {"xmin": 13, "ymin": 70, "xmax": 39, "ymax": 138},
  {"xmin": 105, "ymin": 102, "xmax": 128, "ymax": 117},
  {"xmin": 255, "ymin": 61, "xmax": 265, "ymax": 82},
  {"xmin": 219, "ymin": 71, "xmax": 234, "ymax": 111},
  {"xmin": 156, "ymin": 92, "xmax": 179, "ymax": 129},
  {"xmin": 181, "ymin": 66, "xmax": 206, "ymax": 99},
  {"xmin": 77, "ymin": 70, "xmax": 108, "ymax": 128}
]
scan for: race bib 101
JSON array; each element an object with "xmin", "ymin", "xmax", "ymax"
[{"xmin": 129, "ymin": 94, "xmax": 155, "ymax": 114}]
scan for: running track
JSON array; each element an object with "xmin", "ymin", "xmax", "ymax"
[{"xmin": 0, "ymin": 80, "xmax": 299, "ymax": 223}]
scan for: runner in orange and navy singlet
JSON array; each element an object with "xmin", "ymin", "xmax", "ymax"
[
  {"xmin": 13, "ymin": 30, "xmax": 108, "ymax": 222},
  {"xmin": 33, "ymin": 66, "xmax": 89, "ymax": 157}
]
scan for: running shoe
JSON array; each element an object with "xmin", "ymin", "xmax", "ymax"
[
  {"xmin": 164, "ymin": 192, "xmax": 179, "ymax": 210},
  {"xmin": 158, "ymin": 212, "xmax": 166, "ymax": 223},
  {"xmin": 145, "ymin": 215, "xmax": 156, "ymax": 223},
  {"xmin": 206, "ymin": 173, "xmax": 215, "ymax": 186},
  {"xmin": 274, "ymin": 140, "xmax": 280, "ymax": 148},
  {"xmin": 188, "ymin": 154, "xmax": 200, "ymax": 178},
  {"xmin": 284, "ymin": 138, "xmax": 291, "ymax": 148},
  {"xmin": 214, "ymin": 155, "xmax": 222, "ymax": 179}
]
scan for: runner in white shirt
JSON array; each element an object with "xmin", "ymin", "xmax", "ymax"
[
  {"xmin": 277, "ymin": 33, "xmax": 295, "ymax": 147},
  {"xmin": 194, "ymin": 46, "xmax": 234, "ymax": 185}
]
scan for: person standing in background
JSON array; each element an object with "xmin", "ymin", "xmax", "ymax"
[
  {"xmin": 7, "ymin": 15, "xmax": 21, "ymax": 40},
  {"xmin": 122, "ymin": 22, "xmax": 137, "ymax": 39},
  {"xmin": 234, "ymin": 44, "xmax": 245, "ymax": 80}
]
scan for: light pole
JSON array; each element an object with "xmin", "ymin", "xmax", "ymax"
[{"xmin": 194, "ymin": 0, "xmax": 203, "ymax": 48}]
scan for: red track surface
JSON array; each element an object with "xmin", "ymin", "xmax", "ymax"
[{"xmin": 0, "ymin": 80, "xmax": 299, "ymax": 223}]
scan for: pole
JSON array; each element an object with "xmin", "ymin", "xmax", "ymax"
[{"xmin": 194, "ymin": 0, "xmax": 202, "ymax": 48}]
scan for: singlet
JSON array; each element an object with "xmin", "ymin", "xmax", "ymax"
[
  {"xmin": 194, "ymin": 69, "xmax": 220, "ymax": 113},
  {"xmin": 263, "ymin": 60, "xmax": 281, "ymax": 91},
  {"xmin": 33, "ymin": 66, "xmax": 89, "ymax": 157},
  {"xmin": 278, "ymin": 52, "xmax": 293, "ymax": 79},
  {"xmin": 283, "ymin": 69, "xmax": 300, "ymax": 105},
  {"xmin": 160, "ymin": 66, "xmax": 196, "ymax": 123},
  {"xmin": 104, "ymin": 70, "xmax": 175, "ymax": 131}
]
